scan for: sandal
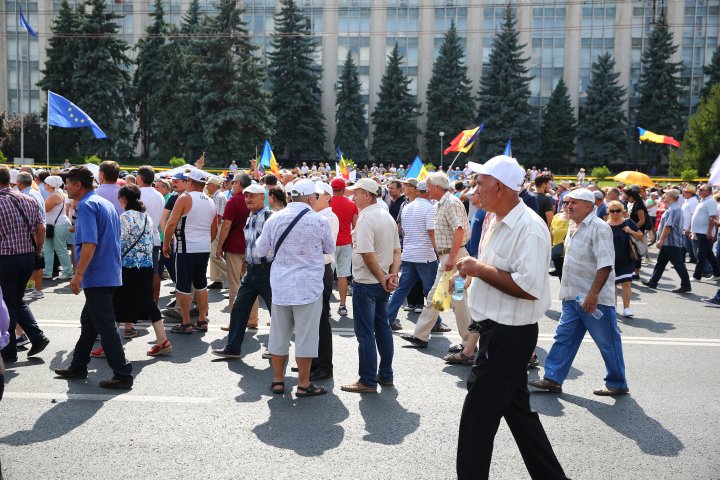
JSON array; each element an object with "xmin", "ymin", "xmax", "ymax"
[
  {"xmin": 270, "ymin": 381, "xmax": 285, "ymax": 394},
  {"xmin": 124, "ymin": 328, "xmax": 140, "ymax": 339},
  {"xmin": 296, "ymin": 383, "xmax": 327, "ymax": 397},
  {"xmin": 194, "ymin": 320, "xmax": 209, "ymax": 332},
  {"xmin": 444, "ymin": 351, "xmax": 474, "ymax": 365},
  {"xmin": 170, "ymin": 323, "xmax": 193, "ymax": 334},
  {"xmin": 147, "ymin": 339, "xmax": 172, "ymax": 357}
]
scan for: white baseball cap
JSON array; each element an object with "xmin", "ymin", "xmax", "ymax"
[
  {"xmin": 467, "ymin": 156, "xmax": 525, "ymax": 192},
  {"xmin": 290, "ymin": 179, "xmax": 317, "ymax": 197},
  {"xmin": 243, "ymin": 184, "xmax": 265, "ymax": 195},
  {"xmin": 315, "ymin": 182, "xmax": 333, "ymax": 196},
  {"xmin": 347, "ymin": 178, "xmax": 380, "ymax": 195},
  {"xmin": 565, "ymin": 188, "xmax": 595, "ymax": 203},
  {"xmin": 186, "ymin": 169, "xmax": 208, "ymax": 183}
]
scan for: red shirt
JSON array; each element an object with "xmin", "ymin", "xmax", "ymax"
[
  {"xmin": 331, "ymin": 195, "xmax": 358, "ymax": 246},
  {"xmin": 221, "ymin": 194, "xmax": 250, "ymax": 254}
]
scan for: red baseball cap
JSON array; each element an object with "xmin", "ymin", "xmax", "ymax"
[{"xmin": 331, "ymin": 178, "xmax": 346, "ymax": 190}]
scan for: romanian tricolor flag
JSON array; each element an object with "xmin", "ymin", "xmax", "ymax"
[
  {"xmin": 637, "ymin": 127, "xmax": 681, "ymax": 147},
  {"xmin": 260, "ymin": 140, "xmax": 280, "ymax": 175},
  {"xmin": 444, "ymin": 123, "xmax": 485, "ymax": 155},
  {"xmin": 337, "ymin": 147, "xmax": 349, "ymax": 179}
]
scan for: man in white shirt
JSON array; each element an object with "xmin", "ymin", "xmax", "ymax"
[
  {"xmin": 454, "ymin": 156, "xmax": 567, "ymax": 480},
  {"xmin": 681, "ymin": 186, "xmax": 699, "ymax": 263},
  {"xmin": 308, "ymin": 183, "xmax": 339, "ymax": 380},
  {"xmin": 205, "ymin": 175, "xmax": 228, "ymax": 289},
  {"xmin": 690, "ymin": 184, "xmax": 720, "ymax": 280},
  {"xmin": 136, "ymin": 166, "xmax": 165, "ymax": 303}
]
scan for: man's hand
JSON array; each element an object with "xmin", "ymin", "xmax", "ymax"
[
  {"xmin": 70, "ymin": 273, "xmax": 83, "ymax": 295},
  {"xmin": 455, "ymin": 256, "xmax": 480, "ymax": 278},
  {"xmin": 163, "ymin": 244, "xmax": 171, "ymax": 258},
  {"xmin": 444, "ymin": 254, "xmax": 457, "ymax": 271},
  {"xmin": 216, "ymin": 247, "xmax": 224, "ymax": 260},
  {"xmin": 582, "ymin": 292, "xmax": 599, "ymax": 315},
  {"xmin": 383, "ymin": 274, "xmax": 398, "ymax": 293},
  {"xmin": 656, "ymin": 239, "xmax": 664, "ymax": 249}
]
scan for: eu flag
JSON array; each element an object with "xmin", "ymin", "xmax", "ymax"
[
  {"xmin": 47, "ymin": 91, "xmax": 107, "ymax": 139},
  {"xmin": 19, "ymin": 7, "xmax": 38, "ymax": 38}
]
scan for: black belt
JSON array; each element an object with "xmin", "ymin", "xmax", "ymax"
[
  {"xmin": 248, "ymin": 261, "xmax": 271, "ymax": 268},
  {"xmin": 436, "ymin": 245, "xmax": 466, "ymax": 256},
  {"xmin": 468, "ymin": 319, "xmax": 497, "ymax": 333}
]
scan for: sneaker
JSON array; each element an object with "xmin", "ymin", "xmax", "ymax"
[
  {"xmin": 56, "ymin": 274, "xmax": 73, "ymax": 281},
  {"xmin": 16, "ymin": 334, "xmax": 30, "ymax": 347},
  {"xmin": 42, "ymin": 274, "xmax": 53, "ymax": 279},
  {"xmin": 413, "ymin": 306, "xmax": 424, "ymax": 313},
  {"xmin": 402, "ymin": 304, "xmax": 415, "ymax": 312},
  {"xmin": 261, "ymin": 351, "xmax": 272, "ymax": 359},
  {"xmin": 24, "ymin": 290, "xmax": 44, "ymax": 300},
  {"xmin": 124, "ymin": 328, "xmax": 140, "ymax": 339},
  {"xmin": 90, "ymin": 346, "xmax": 105, "ymax": 358},
  {"xmin": 147, "ymin": 340, "xmax": 172, "ymax": 356},
  {"xmin": 622, "ymin": 308, "xmax": 634, "ymax": 318},
  {"xmin": 337, "ymin": 305, "xmax": 348, "ymax": 316},
  {"xmin": 211, "ymin": 348, "xmax": 241, "ymax": 359},
  {"xmin": 701, "ymin": 297, "xmax": 720, "ymax": 308}
]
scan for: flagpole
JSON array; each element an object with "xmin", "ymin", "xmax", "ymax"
[
  {"xmin": 46, "ymin": 103, "xmax": 50, "ymax": 166},
  {"xmin": 17, "ymin": 4, "xmax": 24, "ymax": 162},
  {"xmin": 26, "ymin": 0, "xmax": 31, "ymax": 128},
  {"xmin": 447, "ymin": 151, "xmax": 463, "ymax": 172}
]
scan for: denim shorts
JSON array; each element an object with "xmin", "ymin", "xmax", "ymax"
[{"xmin": 175, "ymin": 252, "xmax": 210, "ymax": 294}]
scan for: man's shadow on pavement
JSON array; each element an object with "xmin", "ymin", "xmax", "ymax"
[
  {"xmin": 358, "ymin": 387, "xmax": 420, "ymax": 445},
  {"xmin": 252, "ymin": 386, "xmax": 349, "ymax": 457},
  {"xmin": 533, "ymin": 393, "xmax": 683, "ymax": 457}
]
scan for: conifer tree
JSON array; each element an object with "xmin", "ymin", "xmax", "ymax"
[
  {"xmin": 701, "ymin": 44, "xmax": 720, "ymax": 100},
  {"xmin": 476, "ymin": 6, "xmax": 534, "ymax": 161},
  {"xmin": 539, "ymin": 79, "xmax": 576, "ymax": 170},
  {"xmin": 335, "ymin": 51, "xmax": 367, "ymax": 163},
  {"xmin": 370, "ymin": 44, "xmax": 420, "ymax": 164},
  {"xmin": 268, "ymin": 0, "xmax": 326, "ymax": 161},
  {"xmin": 671, "ymin": 84, "xmax": 720, "ymax": 175},
  {"xmin": 71, "ymin": 0, "xmax": 132, "ymax": 159},
  {"xmin": 38, "ymin": 0, "xmax": 84, "ymax": 158},
  {"xmin": 577, "ymin": 53, "xmax": 628, "ymax": 165},
  {"xmin": 191, "ymin": 0, "xmax": 274, "ymax": 165},
  {"xmin": 132, "ymin": 0, "xmax": 168, "ymax": 159},
  {"xmin": 635, "ymin": 21, "xmax": 684, "ymax": 166},
  {"xmin": 425, "ymin": 21, "xmax": 474, "ymax": 167}
]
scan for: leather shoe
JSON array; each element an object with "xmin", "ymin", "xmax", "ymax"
[
  {"xmin": 400, "ymin": 334, "xmax": 428, "ymax": 348},
  {"xmin": 390, "ymin": 322, "xmax": 402, "ymax": 331},
  {"xmin": 207, "ymin": 282, "xmax": 223, "ymax": 290},
  {"xmin": 431, "ymin": 323, "xmax": 451, "ymax": 333},
  {"xmin": 27, "ymin": 337, "xmax": 50, "ymax": 357},
  {"xmin": 671, "ymin": 287, "xmax": 691, "ymax": 293},
  {"xmin": 641, "ymin": 281, "xmax": 657, "ymax": 289},
  {"xmin": 309, "ymin": 370, "xmax": 333, "ymax": 381},
  {"xmin": 528, "ymin": 378, "xmax": 562, "ymax": 393},
  {"xmin": 376, "ymin": 375, "xmax": 393, "ymax": 386},
  {"xmin": 593, "ymin": 386, "xmax": 629, "ymax": 396},
  {"xmin": 99, "ymin": 377, "xmax": 133, "ymax": 389},
  {"xmin": 341, "ymin": 381, "xmax": 377, "ymax": 393},
  {"xmin": 54, "ymin": 367, "xmax": 88, "ymax": 379}
]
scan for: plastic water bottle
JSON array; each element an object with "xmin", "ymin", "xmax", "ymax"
[
  {"xmin": 575, "ymin": 295, "xmax": 603, "ymax": 319},
  {"xmin": 452, "ymin": 275, "xmax": 465, "ymax": 301}
]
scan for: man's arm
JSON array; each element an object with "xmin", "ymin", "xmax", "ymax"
[
  {"xmin": 656, "ymin": 225, "xmax": 672, "ymax": 249},
  {"xmin": 583, "ymin": 266, "xmax": 612, "ymax": 314},
  {"xmin": 444, "ymin": 226, "xmax": 465, "ymax": 271},
  {"xmin": 360, "ymin": 252, "xmax": 396, "ymax": 292},
  {"xmin": 707, "ymin": 215, "xmax": 717, "ymax": 238},
  {"xmin": 428, "ymin": 229, "xmax": 437, "ymax": 251},
  {"xmin": 70, "ymin": 243, "xmax": 97, "ymax": 295},
  {"xmin": 34, "ymin": 223, "xmax": 45, "ymax": 253},
  {"xmin": 163, "ymin": 195, "xmax": 189, "ymax": 257},
  {"xmin": 455, "ymin": 257, "xmax": 536, "ymax": 300},
  {"xmin": 351, "ymin": 213, "xmax": 358, "ymax": 229},
  {"xmin": 216, "ymin": 220, "xmax": 233, "ymax": 258},
  {"xmin": 210, "ymin": 216, "xmax": 218, "ymax": 244}
]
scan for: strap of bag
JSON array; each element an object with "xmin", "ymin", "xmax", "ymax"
[
  {"xmin": 50, "ymin": 192, "xmax": 64, "ymax": 225},
  {"xmin": 122, "ymin": 213, "xmax": 148, "ymax": 258},
  {"xmin": 2, "ymin": 192, "xmax": 38, "ymax": 253},
  {"xmin": 274, "ymin": 207, "xmax": 310, "ymax": 255}
]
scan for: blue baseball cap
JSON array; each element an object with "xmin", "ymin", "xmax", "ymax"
[{"xmin": 172, "ymin": 172, "xmax": 187, "ymax": 180}]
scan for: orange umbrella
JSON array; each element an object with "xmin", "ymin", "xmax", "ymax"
[{"xmin": 612, "ymin": 171, "xmax": 655, "ymax": 188}]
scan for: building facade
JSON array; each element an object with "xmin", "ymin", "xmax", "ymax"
[{"xmin": 2, "ymin": 0, "xmax": 719, "ymax": 164}]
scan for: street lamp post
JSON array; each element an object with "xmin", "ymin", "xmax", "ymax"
[{"xmin": 439, "ymin": 131, "xmax": 445, "ymax": 170}]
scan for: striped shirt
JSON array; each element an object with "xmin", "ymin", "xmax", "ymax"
[
  {"xmin": 466, "ymin": 202, "xmax": 552, "ymax": 326},
  {"xmin": 435, "ymin": 191, "xmax": 470, "ymax": 250},
  {"xmin": 244, "ymin": 207, "xmax": 273, "ymax": 264},
  {"xmin": 399, "ymin": 198, "xmax": 437, "ymax": 263},
  {"xmin": 658, "ymin": 202, "xmax": 684, "ymax": 248},
  {"xmin": 0, "ymin": 187, "xmax": 43, "ymax": 255},
  {"xmin": 560, "ymin": 212, "xmax": 616, "ymax": 306}
]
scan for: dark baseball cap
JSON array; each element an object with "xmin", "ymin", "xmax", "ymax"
[{"xmin": 60, "ymin": 166, "xmax": 95, "ymax": 185}]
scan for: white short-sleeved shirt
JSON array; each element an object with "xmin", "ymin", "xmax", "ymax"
[
  {"xmin": 400, "ymin": 198, "xmax": 437, "ymax": 263},
  {"xmin": 319, "ymin": 207, "xmax": 339, "ymax": 265},
  {"xmin": 681, "ymin": 195, "xmax": 698, "ymax": 231},
  {"xmin": 467, "ymin": 202, "xmax": 552, "ymax": 326},
  {"xmin": 690, "ymin": 196, "xmax": 719, "ymax": 234},
  {"xmin": 352, "ymin": 203, "xmax": 400, "ymax": 284},
  {"xmin": 560, "ymin": 212, "xmax": 616, "ymax": 306},
  {"xmin": 140, "ymin": 186, "xmax": 165, "ymax": 246}
]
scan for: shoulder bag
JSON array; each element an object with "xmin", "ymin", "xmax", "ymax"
[{"xmin": 273, "ymin": 208, "xmax": 310, "ymax": 254}]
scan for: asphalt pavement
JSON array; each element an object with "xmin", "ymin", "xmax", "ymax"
[{"xmin": 1, "ymin": 251, "xmax": 719, "ymax": 480}]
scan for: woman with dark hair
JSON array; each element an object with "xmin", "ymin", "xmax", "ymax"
[
  {"xmin": 90, "ymin": 185, "xmax": 171, "ymax": 358},
  {"xmin": 627, "ymin": 188, "xmax": 649, "ymax": 278},
  {"xmin": 268, "ymin": 186, "xmax": 287, "ymax": 211}
]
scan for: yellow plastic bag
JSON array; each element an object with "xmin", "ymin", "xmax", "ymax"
[{"xmin": 431, "ymin": 270, "xmax": 454, "ymax": 312}]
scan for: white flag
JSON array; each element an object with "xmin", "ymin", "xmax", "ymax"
[{"xmin": 709, "ymin": 153, "xmax": 720, "ymax": 186}]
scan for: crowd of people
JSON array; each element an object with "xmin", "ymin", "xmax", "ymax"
[{"xmin": 1, "ymin": 156, "xmax": 719, "ymax": 478}]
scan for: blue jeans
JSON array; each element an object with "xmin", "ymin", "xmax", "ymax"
[
  {"xmin": 543, "ymin": 301, "xmax": 627, "ymax": 389},
  {"xmin": 225, "ymin": 264, "xmax": 272, "ymax": 355},
  {"xmin": 387, "ymin": 260, "xmax": 438, "ymax": 324},
  {"xmin": 70, "ymin": 287, "xmax": 132, "ymax": 380},
  {"xmin": 352, "ymin": 282, "xmax": 393, "ymax": 388},
  {"xmin": 42, "ymin": 223, "xmax": 73, "ymax": 277}
]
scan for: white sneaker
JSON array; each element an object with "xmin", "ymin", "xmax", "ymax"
[
  {"xmin": 24, "ymin": 290, "xmax": 44, "ymax": 300},
  {"xmin": 414, "ymin": 306, "xmax": 424, "ymax": 313},
  {"xmin": 56, "ymin": 274, "xmax": 73, "ymax": 280},
  {"xmin": 622, "ymin": 308, "xmax": 633, "ymax": 318}
]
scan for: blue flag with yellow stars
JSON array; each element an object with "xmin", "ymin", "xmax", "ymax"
[{"xmin": 47, "ymin": 91, "xmax": 107, "ymax": 139}]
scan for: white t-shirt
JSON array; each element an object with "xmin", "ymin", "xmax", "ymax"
[
  {"xmin": 691, "ymin": 196, "xmax": 719, "ymax": 234},
  {"xmin": 141, "ymin": 186, "xmax": 166, "ymax": 246},
  {"xmin": 319, "ymin": 207, "xmax": 339, "ymax": 265},
  {"xmin": 352, "ymin": 204, "xmax": 400, "ymax": 284}
]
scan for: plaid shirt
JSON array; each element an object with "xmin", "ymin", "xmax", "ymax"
[
  {"xmin": 244, "ymin": 207, "xmax": 273, "ymax": 264},
  {"xmin": 434, "ymin": 192, "xmax": 470, "ymax": 250},
  {"xmin": 0, "ymin": 187, "xmax": 43, "ymax": 255}
]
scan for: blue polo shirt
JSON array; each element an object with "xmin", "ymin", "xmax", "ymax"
[{"xmin": 74, "ymin": 190, "xmax": 122, "ymax": 288}]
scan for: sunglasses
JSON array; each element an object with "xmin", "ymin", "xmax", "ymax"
[
  {"xmin": 609, "ymin": 209, "xmax": 623, "ymax": 213},
  {"xmin": 561, "ymin": 201, "xmax": 569, "ymax": 205}
]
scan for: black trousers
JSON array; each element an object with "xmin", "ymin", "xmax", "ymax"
[
  {"xmin": 312, "ymin": 263, "xmax": 334, "ymax": 374},
  {"xmin": 406, "ymin": 279, "xmax": 425, "ymax": 306},
  {"xmin": 693, "ymin": 233, "xmax": 720, "ymax": 279},
  {"xmin": 457, "ymin": 322, "xmax": 568, "ymax": 480},
  {"xmin": 648, "ymin": 245, "xmax": 691, "ymax": 289}
]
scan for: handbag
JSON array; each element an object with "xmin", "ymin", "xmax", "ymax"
[
  {"xmin": 122, "ymin": 214, "xmax": 148, "ymax": 258},
  {"xmin": 625, "ymin": 220, "xmax": 646, "ymax": 259},
  {"xmin": 45, "ymin": 195, "xmax": 64, "ymax": 239}
]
